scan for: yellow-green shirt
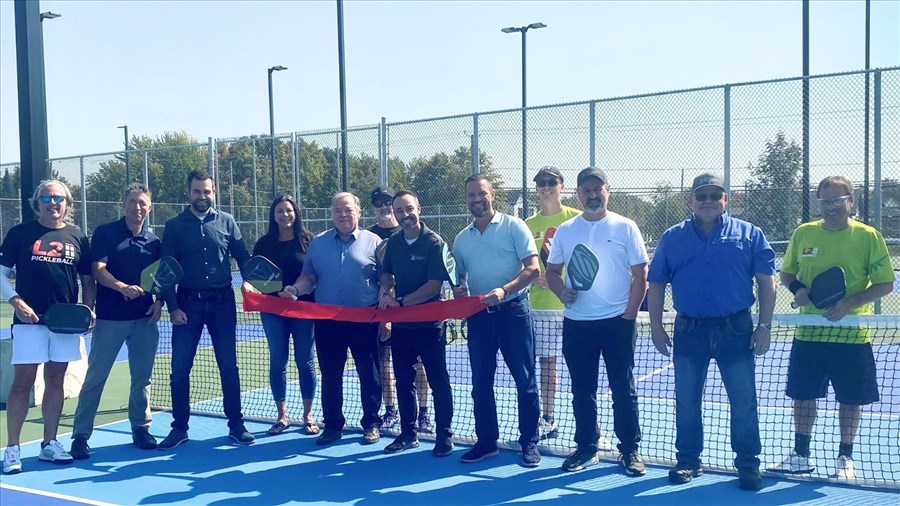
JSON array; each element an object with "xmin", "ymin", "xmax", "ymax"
[
  {"xmin": 525, "ymin": 206, "xmax": 582, "ymax": 310},
  {"xmin": 782, "ymin": 219, "xmax": 894, "ymax": 343}
]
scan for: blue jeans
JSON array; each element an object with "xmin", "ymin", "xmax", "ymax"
[
  {"xmin": 260, "ymin": 313, "xmax": 316, "ymax": 402},
  {"xmin": 673, "ymin": 311, "xmax": 761, "ymax": 469},
  {"xmin": 562, "ymin": 316, "xmax": 642, "ymax": 455},
  {"xmin": 170, "ymin": 289, "xmax": 243, "ymax": 431},
  {"xmin": 466, "ymin": 298, "xmax": 539, "ymax": 447}
]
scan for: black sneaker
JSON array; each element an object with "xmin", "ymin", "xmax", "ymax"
[
  {"xmin": 228, "ymin": 424, "xmax": 255, "ymax": 445},
  {"xmin": 619, "ymin": 452, "xmax": 646, "ymax": 476},
  {"xmin": 669, "ymin": 462, "xmax": 703, "ymax": 484},
  {"xmin": 316, "ymin": 429, "xmax": 343, "ymax": 446},
  {"xmin": 433, "ymin": 435, "xmax": 454, "ymax": 457},
  {"xmin": 738, "ymin": 467, "xmax": 763, "ymax": 491},
  {"xmin": 132, "ymin": 427, "xmax": 158, "ymax": 450},
  {"xmin": 521, "ymin": 442, "xmax": 541, "ymax": 468},
  {"xmin": 460, "ymin": 443, "xmax": 499, "ymax": 463},
  {"xmin": 69, "ymin": 437, "xmax": 90, "ymax": 460},
  {"xmin": 158, "ymin": 429, "xmax": 189, "ymax": 450},
  {"xmin": 384, "ymin": 433, "xmax": 419, "ymax": 454},
  {"xmin": 562, "ymin": 448, "xmax": 599, "ymax": 472}
]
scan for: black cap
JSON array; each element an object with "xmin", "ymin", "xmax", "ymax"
[
  {"xmin": 690, "ymin": 173, "xmax": 725, "ymax": 193},
  {"xmin": 576, "ymin": 167, "xmax": 609, "ymax": 187},
  {"xmin": 370, "ymin": 187, "xmax": 395, "ymax": 205},
  {"xmin": 533, "ymin": 166, "xmax": 564, "ymax": 183}
]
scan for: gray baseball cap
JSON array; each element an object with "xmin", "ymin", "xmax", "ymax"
[
  {"xmin": 690, "ymin": 173, "xmax": 725, "ymax": 193},
  {"xmin": 576, "ymin": 167, "xmax": 609, "ymax": 187}
]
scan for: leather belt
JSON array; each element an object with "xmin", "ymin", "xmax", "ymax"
[
  {"xmin": 485, "ymin": 294, "xmax": 528, "ymax": 314},
  {"xmin": 680, "ymin": 308, "xmax": 750, "ymax": 327}
]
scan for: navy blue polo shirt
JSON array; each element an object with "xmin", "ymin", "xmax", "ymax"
[
  {"xmin": 648, "ymin": 213, "xmax": 775, "ymax": 318},
  {"xmin": 91, "ymin": 217, "xmax": 161, "ymax": 320},
  {"xmin": 382, "ymin": 223, "xmax": 447, "ymax": 329}
]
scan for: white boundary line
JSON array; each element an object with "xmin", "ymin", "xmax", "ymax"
[{"xmin": 0, "ymin": 483, "xmax": 120, "ymax": 506}]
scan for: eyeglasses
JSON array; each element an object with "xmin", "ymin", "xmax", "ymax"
[
  {"xmin": 536, "ymin": 179, "xmax": 560, "ymax": 188},
  {"xmin": 817, "ymin": 195, "xmax": 851, "ymax": 207},
  {"xmin": 373, "ymin": 200, "xmax": 392, "ymax": 208},
  {"xmin": 38, "ymin": 195, "xmax": 65, "ymax": 204},
  {"xmin": 693, "ymin": 192, "xmax": 724, "ymax": 202}
]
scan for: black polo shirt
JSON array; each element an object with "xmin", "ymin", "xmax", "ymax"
[
  {"xmin": 91, "ymin": 217, "xmax": 160, "ymax": 320},
  {"xmin": 382, "ymin": 223, "xmax": 446, "ymax": 329}
]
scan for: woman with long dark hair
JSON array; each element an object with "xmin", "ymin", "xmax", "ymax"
[{"xmin": 243, "ymin": 195, "xmax": 318, "ymax": 435}]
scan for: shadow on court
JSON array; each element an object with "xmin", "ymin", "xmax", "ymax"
[{"xmin": 1, "ymin": 413, "xmax": 898, "ymax": 506}]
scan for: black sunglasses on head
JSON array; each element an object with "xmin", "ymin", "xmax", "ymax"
[{"xmin": 536, "ymin": 179, "xmax": 561, "ymax": 188}]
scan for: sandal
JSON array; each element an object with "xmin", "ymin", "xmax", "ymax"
[
  {"xmin": 267, "ymin": 420, "xmax": 289, "ymax": 435},
  {"xmin": 304, "ymin": 420, "xmax": 321, "ymax": 435}
]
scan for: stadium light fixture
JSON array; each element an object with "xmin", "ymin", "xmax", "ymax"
[
  {"xmin": 40, "ymin": 11, "xmax": 61, "ymax": 21},
  {"xmin": 501, "ymin": 22, "xmax": 547, "ymax": 218}
]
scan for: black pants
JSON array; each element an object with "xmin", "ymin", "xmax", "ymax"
[
  {"xmin": 562, "ymin": 316, "xmax": 642, "ymax": 454},
  {"xmin": 315, "ymin": 320, "xmax": 381, "ymax": 431},
  {"xmin": 391, "ymin": 326, "xmax": 453, "ymax": 437}
]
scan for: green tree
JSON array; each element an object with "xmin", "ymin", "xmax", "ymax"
[{"xmin": 741, "ymin": 131, "xmax": 802, "ymax": 243}]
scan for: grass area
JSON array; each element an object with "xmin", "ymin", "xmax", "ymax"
[{"xmin": 0, "ymin": 360, "xmax": 132, "ymax": 446}]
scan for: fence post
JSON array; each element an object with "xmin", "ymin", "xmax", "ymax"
[
  {"xmin": 723, "ymin": 85, "xmax": 731, "ymax": 213},
  {"xmin": 79, "ymin": 156, "xmax": 87, "ymax": 233},
  {"xmin": 252, "ymin": 137, "xmax": 259, "ymax": 238},
  {"xmin": 209, "ymin": 137, "xmax": 219, "ymax": 199},
  {"xmin": 589, "ymin": 101, "xmax": 596, "ymax": 167},
  {"xmin": 380, "ymin": 117, "xmax": 388, "ymax": 187},
  {"xmin": 291, "ymin": 132, "xmax": 299, "ymax": 203},
  {"xmin": 472, "ymin": 113, "xmax": 479, "ymax": 174},
  {"xmin": 873, "ymin": 70, "xmax": 883, "ymax": 313},
  {"xmin": 144, "ymin": 151, "xmax": 153, "ymax": 231}
]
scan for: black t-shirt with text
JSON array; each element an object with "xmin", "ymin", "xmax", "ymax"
[
  {"xmin": 0, "ymin": 221, "xmax": 91, "ymax": 323},
  {"xmin": 368, "ymin": 224, "xmax": 401, "ymax": 241},
  {"xmin": 252, "ymin": 234, "xmax": 314, "ymax": 302}
]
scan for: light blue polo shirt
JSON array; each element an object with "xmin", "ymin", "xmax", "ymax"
[
  {"xmin": 302, "ymin": 227, "xmax": 380, "ymax": 307},
  {"xmin": 453, "ymin": 211, "xmax": 538, "ymax": 300}
]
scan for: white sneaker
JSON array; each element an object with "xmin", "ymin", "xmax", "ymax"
[
  {"xmin": 769, "ymin": 450, "xmax": 816, "ymax": 474},
  {"xmin": 38, "ymin": 439, "xmax": 74, "ymax": 464},
  {"xmin": 3, "ymin": 445, "xmax": 22, "ymax": 474},
  {"xmin": 833, "ymin": 455, "xmax": 856, "ymax": 480}
]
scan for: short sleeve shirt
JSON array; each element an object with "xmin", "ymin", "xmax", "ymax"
[
  {"xmin": 253, "ymin": 234, "xmax": 314, "ymax": 302},
  {"xmin": 548, "ymin": 212, "xmax": 649, "ymax": 320},
  {"xmin": 782, "ymin": 219, "xmax": 894, "ymax": 343},
  {"xmin": 91, "ymin": 217, "xmax": 160, "ymax": 320},
  {"xmin": 525, "ymin": 206, "xmax": 582, "ymax": 310},
  {"xmin": 382, "ymin": 223, "xmax": 447, "ymax": 329},
  {"xmin": 453, "ymin": 212, "xmax": 537, "ymax": 300},
  {"xmin": 0, "ymin": 221, "xmax": 91, "ymax": 323},
  {"xmin": 302, "ymin": 228, "xmax": 379, "ymax": 307}
]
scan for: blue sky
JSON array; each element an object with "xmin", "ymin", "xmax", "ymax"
[{"xmin": 0, "ymin": 0, "xmax": 897, "ymax": 163}]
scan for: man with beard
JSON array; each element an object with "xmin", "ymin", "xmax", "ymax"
[
  {"xmin": 70, "ymin": 184, "xmax": 163, "ymax": 459},
  {"xmin": 771, "ymin": 176, "xmax": 893, "ymax": 480},
  {"xmin": 546, "ymin": 168, "xmax": 648, "ymax": 477},
  {"xmin": 368, "ymin": 187, "xmax": 432, "ymax": 434},
  {"xmin": 158, "ymin": 170, "xmax": 254, "ymax": 449},
  {"xmin": 452, "ymin": 174, "xmax": 542, "ymax": 467},
  {"xmin": 377, "ymin": 190, "xmax": 454, "ymax": 457},
  {"xmin": 282, "ymin": 192, "xmax": 383, "ymax": 446}
]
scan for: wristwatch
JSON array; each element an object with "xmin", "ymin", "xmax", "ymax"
[
  {"xmin": 396, "ymin": 296, "xmax": 404, "ymax": 307},
  {"xmin": 757, "ymin": 322, "xmax": 772, "ymax": 331}
]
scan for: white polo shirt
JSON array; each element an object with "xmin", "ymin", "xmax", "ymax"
[{"xmin": 547, "ymin": 212, "xmax": 648, "ymax": 320}]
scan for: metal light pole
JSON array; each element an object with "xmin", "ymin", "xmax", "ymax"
[
  {"xmin": 337, "ymin": 0, "xmax": 349, "ymax": 192},
  {"xmin": 502, "ymin": 22, "xmax": 546, "ymax": 218},
  {"xmin": 117, "ymin": 125, "xmax": 129, "ymax": 183},
  {"xmin": 268, "ymin": 65, "xmax": 287, "ymax": 197}
]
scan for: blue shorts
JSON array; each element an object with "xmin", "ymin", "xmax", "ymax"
[{"xmin": 786, "ymin": 339, "xmax": 879, "ymax": 405}]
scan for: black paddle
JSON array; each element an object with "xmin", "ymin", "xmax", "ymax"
[
  {"xmin": 243, "ymin": 256, "xmax": 283, "ymax": 294},
  {"xmin": 42, "ymin": 303, "xmax": 93, "ymax": 334},
  {"xmin": 791, "ymin": 266, "xmax": 846, "ymax": 309},
  {"xmin": 140, "ymin": 256, "xmax": 184, "ymax": 296},
  {"xmin": 539, "ymin": 227, "xmax": 557, "ymax": 269}
]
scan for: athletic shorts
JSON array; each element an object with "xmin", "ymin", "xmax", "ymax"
[
  {"xmin": 786, "ymin": 339, "xmax": 879, "ymax": 405},
  {"xmin": 10, "ymin": 324, "xmax": 83, "ymax": 365},
  {"xmin": 532, "ymin": 312, "xmax": 562, "ymax": 357}
]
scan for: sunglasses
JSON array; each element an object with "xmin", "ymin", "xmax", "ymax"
[
  {"xmin": 817, "ymin": 195, "xmax": 851, "ymax": 207},
  {"xmin": 373, "ymin": 200, "xmax": 392, "ymax": 208},
  {"xmin": 38, "ymin": 195, "xmax": 66, "ymax": 204},
  {"xmin": 693, "ymin": 192, "xmax": 724, "ymax": 202},
  {"xmin": 536, "ymin": 179, "xmax": 561, "ymax": 188}
]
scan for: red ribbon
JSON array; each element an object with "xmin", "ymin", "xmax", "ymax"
[{"xmin": 243, "ymin": 291, "xmax": 486, "ymax": 323}]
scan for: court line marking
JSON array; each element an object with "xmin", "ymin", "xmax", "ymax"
[{"xmin": 0, "ymin": 483, "xmax": 119, "ymax": 506}]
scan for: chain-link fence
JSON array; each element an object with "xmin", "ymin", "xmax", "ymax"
[{"xmin": 2, "ymin": 67, "xmax": 898, "ymax": 306}]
